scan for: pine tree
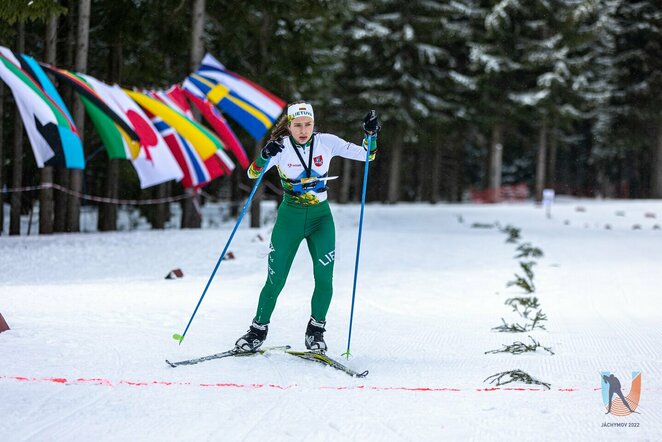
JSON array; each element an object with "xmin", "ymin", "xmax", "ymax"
[
  {"xmin": 206, "ymin": 0, "xmax": 350, "ymax": 225},
  {"xmin": 342, "ymin": 0, "xmax": 453, "ymax": 203},
  {"xmin": 610, "ymin": 0, "xmax": 662, "ymax": 197}
]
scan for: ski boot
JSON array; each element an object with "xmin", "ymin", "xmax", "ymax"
[
  {"xmin": 305, "ymin": 317, "xmax": 327, "ymax": 353},
  {"xmin": 235, "ymin": 321, "xmax": 268, "ymax": 352}
]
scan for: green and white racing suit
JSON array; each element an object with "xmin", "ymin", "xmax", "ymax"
[{"xmin": 247, "ymin": 133, "xmax": 377, "ymax": 324}]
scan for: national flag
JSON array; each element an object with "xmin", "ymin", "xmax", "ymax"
[
  {"xmin": 19, "ymin": 54, "xmax": 84, "ymax": 169},
  {"xmin": 38, "ymin": 63, "xmax": 140, "ymax": 159},
  {"xmin": 150, "ymin": 88, "xmax": 234, "ymax": 175},
  {"xmin": 0, "ymin": 46, "xmax": 83, "ymax": 169},
  {"xmin": 151, "ymin": 117, "xmax": 210, "ymax": 189},
  {"xmin": 145, "ymin": 89, "xmax": 231, "ymax": 189},
  {"xmin": 125, "ymin": 89, "xmax": 222, "ymax": 161},
  {"xmin": 182, "ymin": 53, "xmax": 285, "ymax": 140},
  {"xmin": 91, "ymin": 82, "xmax": 183, "ymax": 188},
  {"xmin": 178, "ymin": 86, "xmax": 249, "ymax": 169}
]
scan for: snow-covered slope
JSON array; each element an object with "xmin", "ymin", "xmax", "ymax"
[{"xmin": 1, "ymin": 199, "xmax": 661, "ymax": 440}]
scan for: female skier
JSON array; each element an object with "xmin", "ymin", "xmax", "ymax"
[{"xmin": 234, "ymin": 102, "xmax": 380, "ymax": 353}]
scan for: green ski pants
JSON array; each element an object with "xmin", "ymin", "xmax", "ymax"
[{"xmin": 254, "ymin": 200, "xmax": 335, "ymax": 324}]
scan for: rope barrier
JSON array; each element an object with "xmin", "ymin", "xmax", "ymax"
[
  {"xmin": 1, "ymin": 183, "xmax": 189, "ymax": 206},
  {"xmin": 1, "ymin": 176, "xmax": 281, "ymax": 208}
]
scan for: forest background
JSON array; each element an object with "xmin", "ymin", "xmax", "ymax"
[{"xmin": 1, "ymin": 0, "xmax": 661, "ymax": 234}]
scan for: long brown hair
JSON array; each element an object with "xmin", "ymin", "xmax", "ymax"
[{"xmin": 269, "ymin": 100, "xmax": 309, "ymax": 141}]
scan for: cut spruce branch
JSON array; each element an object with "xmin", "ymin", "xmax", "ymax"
[
  {"xmin": 492, "ymin": 318, "xmax": 529, "ymax": 333},
  {"xmin": 471, "ymin": 222, "xmax": 496, "ymax": 229},
  {"xmin": 506, "ymin": 261, "xmax": 536, "ymax": 293},
  {"xmin": 514, "ymin": 242, "xmax": 544, "ymax": 259},
  {"xmin": 505, "ymin": 296, "xmax": 540, "ymax": 318},
  {"xmin": 484, "ymin": 369, "xmax": 551, "ymax": 390},
  {"xmin": 500, "ymin": 224, "xmax": 521, "ymax": 243},
  {"xmin": 485, "ymin": 335, "xmax": 554, "ymax": 355},
  {"xmin": 492, "ymin": 311, "xmax": 548, "ymax": 333}
]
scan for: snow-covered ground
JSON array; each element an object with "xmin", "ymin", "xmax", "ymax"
[{"xmin": 1, "ymin": 199, "xmax": 661, "ymax": 441}]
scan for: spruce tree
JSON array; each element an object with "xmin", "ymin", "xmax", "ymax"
[{"xmin": 610, "ymin": 0, "xmax": 662, "ymax": 197}]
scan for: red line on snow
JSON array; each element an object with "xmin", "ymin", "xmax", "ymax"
[{"xmin": 0, "ymin": 375, "xmax": 594, "ymax": 392}]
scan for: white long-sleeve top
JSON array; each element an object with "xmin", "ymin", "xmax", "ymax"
[{"xmin": 248, "ymin": 133, "xmax": 377, "ymax": 206}]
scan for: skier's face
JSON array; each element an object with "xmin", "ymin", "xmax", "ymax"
[{"xmin": 288, "ymin": 116, "xmax": 314, "ymax": 144}]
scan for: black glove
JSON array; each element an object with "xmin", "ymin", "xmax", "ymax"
[
  {"xmin": 362, "ymin": 110, "xmax": 380, "ymax": 134},
  {"xmin": 261, "ymin": 139, "xmax": 284, "ymax": 159}
]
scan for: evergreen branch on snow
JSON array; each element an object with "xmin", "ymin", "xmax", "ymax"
[
  {"xmin": 505, "ymin": 296, "xmax": 540, "ymax": 318},
  {"xmin": 514, "ymin": 242, "xmax": 544, "ymax": 259},
  {"xmin": 471, "ymin": 222, "xmax": 496, "ymax": 229},
  {"xmin": 491, "ymin": 310, "xmax": 547, "ymax": 333},
  {"xmin": 484, "ymin": 369, "xmax": 551, "ymax": 390},
  {"xmin": 506, "ymin": 261, "xmax": 536, "ymax": 293},
  {"xmin": 492, "ymin": 318, "xmax": 529, "ymax": 333},
  {"xmin": 485, "ymin": 335, "xmax": 554, "ymax": 355},
  {"xmin": 500, "ymin": 224, "xmax": 521, "ymax": 243}
]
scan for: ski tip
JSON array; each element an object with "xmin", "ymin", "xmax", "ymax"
[
  {"xmin": 172, "ymin": 333, "xmax": 184, "ymax": 344},
  {"xmin": 165, "ymin": 360, "xmax": 177, "ymax": 368},
  {"xmin": 357, "ymin": 370, "xmax": 369, "ymax": 378}
]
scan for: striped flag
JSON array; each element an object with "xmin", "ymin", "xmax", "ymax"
[
  {"xmin": 0, "ymin": 46, "xmax": 84, "ymax": 169},
  {"xmin": 39, "ymin": 64, "xmax": 140, "ymax": 160},
  {"xmin": 146, "ymin": 89, "xmax": 234, "ymax": 189},
  {"xmin": 178, "ymin": 86, "xmax": 249, "ymax": 169},
  {"xmin": 72, "ymin": 74, "xmax": 183, "ymax": 188},
  {"xmin": 150, "ymin": 89, "xmax": 234, "ymax": 174},
  {"xmin": 182, "ymin": 53, "xmax": 285, "ymax": 140}
]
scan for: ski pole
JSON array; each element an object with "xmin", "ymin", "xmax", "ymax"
[
  {"xmin": 342, "ymin": 133, "xmax": 374, "ymax": 359},
  {"xmin": 173, "ymin": 159, "xmax": 270, "ymax": 345}
]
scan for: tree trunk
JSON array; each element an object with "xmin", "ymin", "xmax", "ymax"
[
  {"xmin": 430, "ymin": 135, "xmax": 442, "ymax": 204},
  {"xmin": 98, "ymin": 159, "xmax": 119, "ymax": 231},
  {"xmin": 353, "ymin": 155, "xmax": 363, "ymax": 202},
  {"xmin": 534, "ymin": 117, "xmax": 548, "ymax": 203},
  {"xmin": 338, "ymin": 159, "xmax": 352, "ymax": 204},
  {"xmin": 67, "ymin": 0, "xmax": 91, "ymax": 232},
  {"xmin": 386, "ymin": 125, "xmax": 402, "ymax": 203},
  {"xmin": 53, "ymin": 168, "xmax": 68, "ymax": 231},
  {"xmin": 55, "ymin": 0, "xmax": 76, "ymax": 232},
  {"xmin": 455, "ymin": 140, "xmax": 465, "ymax": 202},
  {"xmin": 181, "ymin": 190, "xmax": 202, "ymax": 228},
  {"xmin": 190, "ymin": 0, "xmax": 206, "ymax": 69},
  {"xmin": 98, "ymin": 38, "xmax": 123, "ymax": 231},
  {"xmin": 178, "ymin": 0, "xmax": 206, "ymax": 229},
  {"xmin": 230, "ymin": 169, "xmax": 240, "ymax": 217},
  {"xmin": 488, "ymin": 124, "xmax": 503, "ymax": 203},
  {"xmin": 10, "ymin": 23, "xmax": 25, "ymax": 236},
  {"xmin": 545, "ymin": 120, "xmax": 558, "ymax": 191},
  {"xmin": 39, "ymin": 15, "xmax": 59, "ymax": 235},
  {"xmin": 652, "ymin": 121, "xmax": 662, "ymax": 198},
  {"xmin": 39, "ymin": 168, "xmax": 54, "ymax": 234},
  {"xmin": 151, "ymin": 183, "xmax": 169, "ymax": 229},
  {"xmin": 250, "ymin": 140, "xmax": 263, "ymax": 228}
]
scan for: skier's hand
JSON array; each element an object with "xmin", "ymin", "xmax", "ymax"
[
  {"xmin": 261, "ymin": 139, "xmax": 284, "ymax": 159},
  {"xmin": 362, "ymin": 110, "xmax": 380, "ymax": 135}
]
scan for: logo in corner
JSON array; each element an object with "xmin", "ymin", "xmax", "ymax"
[{"xmin": 601, "ymin": 371, "xmax": 641, "ymax": 416}]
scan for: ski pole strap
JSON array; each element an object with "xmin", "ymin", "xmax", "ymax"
[{"xmin": 362, "ymin": 135, "xmax": 378, "ymax": 160}]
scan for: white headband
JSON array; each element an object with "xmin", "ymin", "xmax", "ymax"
[{"xmin": 287, "ymin": 103, "xmax": 314, "ymax": 122}]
